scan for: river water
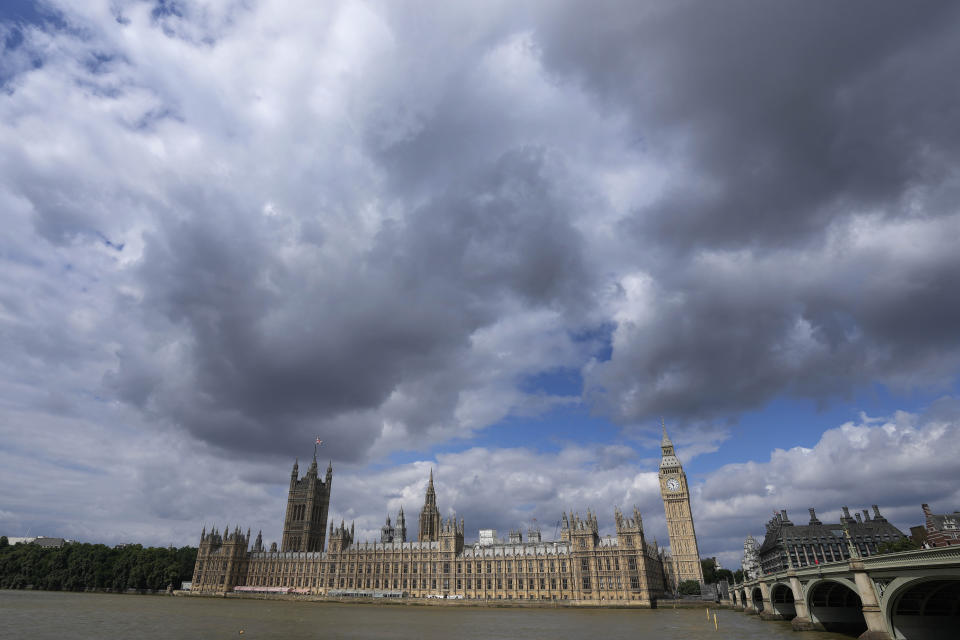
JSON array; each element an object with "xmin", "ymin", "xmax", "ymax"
[{"xmin": 1, "ymin": 590, "xmax": 853, "ymax": 640}]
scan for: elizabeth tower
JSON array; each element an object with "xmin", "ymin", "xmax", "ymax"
[{"xmin": 658, "ymin": 423, "xmax": 704, "ymax": 584}]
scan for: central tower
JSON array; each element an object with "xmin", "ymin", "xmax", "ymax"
[
  {"xmin": 658, "ymin": 423, "xmax": 704, "ymax": 585},
  {"xmin": 280, "ymin": 456, "xmax": 332, "ymax": 552},
  {"xmin": 418, "ymin": 469, "xmax": 441, "ymax": 542}
]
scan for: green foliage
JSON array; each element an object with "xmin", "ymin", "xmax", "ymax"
[
  {"xmin": 877, "ymin": 537, "xmax": 921, "ymax": 554},
  {"xmin": 700, "ymin": 557, "xmax": 717, "ymax": 584},
  {"xmin": 678, "ymin": 579, "xmax": 701, "ymax": 595},
  {"xmin": 733, "ymin": 568, "xmax": 744, "ymax": 584},
  {"xmin": 698, "ymin": 557, "xmax": 734, "ymax": 585},
  {"xmin": 0, "ymin": 541, "xmax": 196, "ymax": 592},
  {"xmin": 0, "ymin": 536, "xmax": 8, "ymax": 549}
]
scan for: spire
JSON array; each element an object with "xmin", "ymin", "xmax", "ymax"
[
  {"xmin": 429, "ymin": 467, "xmax": 434, "ymax": 489},
  {"xmin": 661, "ymin": 417, "xmax": 671, "ymax": 446}
]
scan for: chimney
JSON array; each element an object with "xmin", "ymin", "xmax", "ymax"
[
  {"xmin": 780, "ymin": 509, "xmax": 793, "ymax": 525},
  {"xmin": 872, "ymin": 505, "xmax": 886, "ymax": 522},
  {"xmin": 855, "ymin": 512, "xmax": 863, "ymax": 524},
  {"xmin": 842, "ymin": 506, "xmax": 853, "ymax": 523},
  {"xmin": 863, "ymin": 509, "xmax": 872, "ymax": 522},
  {"xmin": 808, "ymin": 508, "xmax": 822, "ymax": 525},
  {"xmin": 922, "ymin": 504, "xmax": 932, "ymax": 517}
]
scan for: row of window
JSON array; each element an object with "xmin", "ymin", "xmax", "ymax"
[{"xmin": 238, "ymin": 574, "xmax": 646, "ymax": 592}]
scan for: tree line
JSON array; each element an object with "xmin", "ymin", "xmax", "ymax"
[{"xmin": 0, "ymin": 536, "xmax": 196, "ymax": 592}]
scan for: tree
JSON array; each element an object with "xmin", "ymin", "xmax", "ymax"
[
  {"xmin": 877, "ymin": 537, "xmax": 921, "ymax": 554},
  {"xmin": 0, "ymin": 536, "xmax": 8, "ymax": 549},
  {"xmin": 700, "ymin": 557, "xmax": 717, "ymax": 584},
  {"xmin": 733, "ymin": 568, "xmax": 744, "ymax": 584},
  {"xmin": 715, "ymin": 568, "xmax": 734, "ymax": 583},
  {"xmin": 678, "ymin": 579, "xmax": 701, "ymax": 595}
]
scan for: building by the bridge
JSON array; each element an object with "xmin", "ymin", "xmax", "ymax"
[
  {"xmin": 921, "ymin": 503, "xmax": 960, "ymax": 548},
  {"xmin": 742, "ymin": 534, "xmax": 760, "ymax": 580},
  {"xmin": 757, "ymin": 506, "xmax": 905, "ymax": 574},
  {"xmin": 190, "ymin": 455, "xmax": 677, "ymax": 604}
]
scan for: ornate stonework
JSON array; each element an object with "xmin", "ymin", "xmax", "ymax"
[
  {"xmin": 658, "ymin": 423, "xmax": 704, "ymax": 584},
  {"xmin": 191, "ymin": 457, "xmax": 673, "ymax": 604}
]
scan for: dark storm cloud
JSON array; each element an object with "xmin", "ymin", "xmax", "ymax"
[
  {"xmin": 528, "ymin": 1, "xmax": 960, "ymax": 423},
  {"xmin": 109, "ymin": 146, "xmax": 591, "ymax": 459},
  {"xmin": 4, "ymin": 0, "xmax": 960, "ymax": 471},
  {"xmin": 536, "ymin": 0, "xmax": 960, "ymax": 248}
]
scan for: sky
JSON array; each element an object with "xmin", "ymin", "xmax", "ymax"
[{"xmin": 1, "ymin": 0, "xmax": 959, "ymax": 570}]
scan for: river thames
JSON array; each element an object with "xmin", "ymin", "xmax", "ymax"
[{"xmin": 0, "ymin": 590, "xmax": 860, "ymax": 640}]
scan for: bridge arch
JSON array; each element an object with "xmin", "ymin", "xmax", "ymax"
[
  {"xmin": 751, "ymin": 586, "xmax": 764, "ymax": 612},
  {"xmin": 885, "ymin": 576, "xmax": 960, "ymax": 640},
  {"xmin": 806, "ymin": 578, "xmax": 866, "ymax": 636},
  {"xmin": 770, "ymin": 582, "xmax": 796, "ymax": 620}
]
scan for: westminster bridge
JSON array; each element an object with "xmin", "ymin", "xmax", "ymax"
[{"xmin": 725, "ymin": 546, "xmax": 960, "ymax": 640}]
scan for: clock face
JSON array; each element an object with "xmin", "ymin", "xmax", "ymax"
[{"xmin": 666, "ymin": 478, "xmax": 681, "ymax": 492}]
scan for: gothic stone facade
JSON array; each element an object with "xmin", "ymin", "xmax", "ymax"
[
  {"xmin": 192, "ymin": 457, "xmax": 672, "ymax": 604},
  {"xmin": 658, "ymin": 425, "xmax": 705, "ymax": 584}
]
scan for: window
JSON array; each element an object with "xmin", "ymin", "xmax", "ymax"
[
  {"xmin": 497, "ymin": 561, "xmax": 502, "ymax": 571},
  {"xmin": 581, "ymin": 558, "xmax": 590, "ymax": 571},
  {"xmin": 486, "ymin": 562, "xmax": 492, "ymax": 573},
  {"xmin": 443, "ymin": 562, "xmax": 450, "ymax": 574},
  {"xmin": 605, "ymin": 557, "xmax": 611, "ymax": 571},
  {"xmin": 467, "ymin": 578, "xmax": 472, "ymax": 589},
  {"xmin": 457, "ymin": 579, "xmax": 461, "ymax": 589},
  {"xmin": 562, "ymin": 578, "xmax": 568, "ymax": 589},
  {"xmin": 614, "ymin": 557, "xmax": 619, "ymax": 570},
  {"xmin": 486, "ymin": 579, "xmax": 491, "ymax": 589},
  {"xmin": 630, "ymin": 576, "xmax": 639, "ymax": 589},
  {"xmin": 507, "ymin": 578, "xmax": 512, "ymax": 588},
  {"xmin": 582, "ymin": 577, "xmax": 591, "ymax": 590},
  {"xmin": 466, "ymin": 563, "xmax": 471, "ymax": 573}
]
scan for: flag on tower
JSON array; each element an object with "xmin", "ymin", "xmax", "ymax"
[{"xmin": 316, "ymin": 438, "xmax": 323, "ymax": 446}]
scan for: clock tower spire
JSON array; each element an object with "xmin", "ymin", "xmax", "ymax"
[{"xmin": 658, "ymin": 421, "xmax": 704, "ymax": 586}]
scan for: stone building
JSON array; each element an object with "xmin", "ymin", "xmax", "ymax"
[
  {"xmin": 757, "ymin": 505, "xmax": 906, "ymax": 574},
  {"xmin": 658, "ymin": 424, "xmax": 704, "ymax": 584},
  {"xmin": 921, "ymin": 503, "xmax": 960, "ymax": 547},
  {"xmin": 192, "ymin": 453, "xmax": 674, "ymax": 604},
  {"xmin": 280, "ymin": 458, "xmax": 332, "ymax": 553},
  {"xmin": 742, "ymin": 534, "xmax": 760, "ymax": 580}
]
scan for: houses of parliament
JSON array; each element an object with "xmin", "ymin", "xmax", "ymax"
[{"xmin": 191, "ymin": 427, "xmax": 703, "ymax": 605}]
